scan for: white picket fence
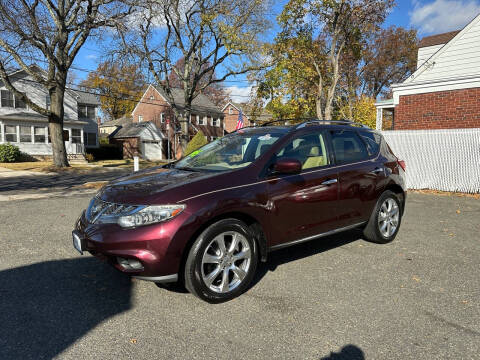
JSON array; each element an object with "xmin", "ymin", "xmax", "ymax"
[{"xmin": 381, "ymin": 128, "xmax": 480, "ymax": 193}]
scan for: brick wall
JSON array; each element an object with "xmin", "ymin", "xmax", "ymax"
[
  {"xmin": 132, "ymin": 86, "xmax": 172, "ymax": 126},
  {"xmin": 394, "ymin": 88, "xmax": 480, "ymax": 130},
  {"xmin": 223, "ymin": 104, "xmax": 251, "ymax": 133}
]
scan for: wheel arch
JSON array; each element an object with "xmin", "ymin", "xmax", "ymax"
[{"xmin": 384, "ymin": 183, "xmax": 406, "ymax": 214}]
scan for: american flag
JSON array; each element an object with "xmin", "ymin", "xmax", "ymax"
[{"xmin": 235, "ymin": 110, "xmax": 244, "ymax": 130}]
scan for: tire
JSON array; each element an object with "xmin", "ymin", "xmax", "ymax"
[
  {"xmin": 184, "ymin": 219, "xmax": 258, "ymax": 303},
  {"xmin": 363, "ymin": 190, "xmax": 402, "ymax": 244}
]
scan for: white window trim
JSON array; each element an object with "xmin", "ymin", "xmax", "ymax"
[
  {"xmin": 138, "ymin": 115, "xmax": 143, "ymax": 122},
  {"xmin": 0, "ymin": 121, "xmax": 3, "ymax": 143},
  {"xmin": 160, "ymin": 112, "xmax": 165, "ymax": 123},
  {"xmin": 196, "ymin": 115, "xmax": 200, "ymax": 124}
]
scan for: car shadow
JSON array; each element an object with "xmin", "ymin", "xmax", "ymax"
[
  {"xmin": 0, "ymin": 257, "xmax": 132, "ymax": 360},
  {"xmin": 252, "ymin": 229, "xmax": 364, "ymax": 288},
  {"xmin": 320, "ymin": 344, "xmax": 365, "ymax": 360}
]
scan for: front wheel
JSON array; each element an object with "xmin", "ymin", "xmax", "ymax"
[
  {"xmin": 363, "ymin": 190, "xmax": 402, "ymax": 244},
  {"xmin": 184, "ymin": 219, "xmax": 258, "ymax": 303}
]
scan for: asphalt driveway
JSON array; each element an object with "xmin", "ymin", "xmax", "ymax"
[{"xmin": 0, "ymin": 193, "xmax": 478, "ymax": 359}]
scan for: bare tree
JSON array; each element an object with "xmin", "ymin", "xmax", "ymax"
[
  {"xmin": 0, "ymin": 0, "xmax": 132, "ymax": 167},
  {"xmin": 118, "ymin": 0, "xmax": 269, "ymax": 154}
]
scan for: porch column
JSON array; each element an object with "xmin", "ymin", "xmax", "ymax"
[
  {"xmin": 31, "ymin": 125, "xmax": 35, "ymax": 144},
  {"xmin": 16, "ymin": 125, "xmax": 20, "ymax": 143},
  {"xmin": 80, "ymin": 128, "xmax": 84, "ymax": 144},
  {"xmin": 45, "ymin": 126, "xmax": 48, "ymax": 144},
  {"xmin": 376, "ymin": 108, "xmax": 383, "ymax": 131},
  {"xmin": 0, "ymin": 121, "xmax": 3, "ymax": 143}
]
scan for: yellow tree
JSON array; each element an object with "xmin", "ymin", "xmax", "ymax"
[{"xmin": 80, "ymin": 61, "xmax": 146, "ymax": 121}]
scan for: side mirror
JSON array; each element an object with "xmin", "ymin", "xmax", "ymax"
[{"xmin": 273, "ymin": 158, "xmax": 302, "ymax": 175}]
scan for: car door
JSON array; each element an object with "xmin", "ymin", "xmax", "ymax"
[
  {"xmin": 329, "ymin": 129, "xmax": 385, "ymax": 227},
  {"xmin": 265, "ymin": 130, "xmax": 341, "ymax": 249}
]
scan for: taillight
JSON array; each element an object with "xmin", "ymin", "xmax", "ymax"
[{"xmin": 398, "ymin": 160, "xmax": 406, "ymax": 171}]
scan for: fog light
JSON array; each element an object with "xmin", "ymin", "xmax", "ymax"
[{"xmin": 117, "ymin": 257, "xmax": 144, "ymax": 271}]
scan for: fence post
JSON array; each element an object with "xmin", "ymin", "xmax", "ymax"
[{"xmin": 133, "ymin": 156, "xmax": 139, "ymax": 172}]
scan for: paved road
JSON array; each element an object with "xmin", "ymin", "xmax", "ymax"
[
  {"xmin": 0, "ymin": 167, "xmax": 129, "ymax": 201},
  {"xmin": 0, "ymin": 193, "xmax": 479, "ymax": 359}
]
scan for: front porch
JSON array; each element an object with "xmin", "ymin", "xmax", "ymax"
[
  {"xmin": 375, "ymin": 99, "xmax": 395, "ymax": 130},
  {"xmin": 0, "ymin": 119, "xmax": 88, "ymax": 157}
]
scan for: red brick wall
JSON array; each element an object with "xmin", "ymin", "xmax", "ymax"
[
  {"xmin": 132, "ymin": 86, "xmax": 172, "ymax": 126},
  {"xmin": 223, "ymin": 104, "xmax": 251, "ymax": 133},
  {"xmin": 394, "ymin": 88, "xmax": 480, "ymax": 130}
]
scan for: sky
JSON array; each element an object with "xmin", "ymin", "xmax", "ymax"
[{"xmin": 75, "ymin": 0, "xmax": 480, "ymax": 103}]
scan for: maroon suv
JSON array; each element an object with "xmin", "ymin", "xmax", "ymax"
[{"xmin": 73, "ymin": 120, "xmax": 406, "ymax": 302}]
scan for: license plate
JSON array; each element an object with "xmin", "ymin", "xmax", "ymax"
[{"xmin": 72, "ymin": 231, "xmax": 84, "ymax": 255}]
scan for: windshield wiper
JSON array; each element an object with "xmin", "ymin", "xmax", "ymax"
[{"xmin": 175, "ymin": 166, "xmax": 201, "ymax": 172}]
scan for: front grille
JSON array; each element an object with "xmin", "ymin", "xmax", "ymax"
[{"xmin": 87, "ymin": 197, "xmax": 141, "ymax": 224}]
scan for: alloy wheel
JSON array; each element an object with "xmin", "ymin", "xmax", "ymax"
[
  {"xmin": 378, "ymin": 198, "xmax": 400, "ymax": 238},
  {"xmin": 201, "ymin": 231, "xmax": 252, "ymax": 293}
]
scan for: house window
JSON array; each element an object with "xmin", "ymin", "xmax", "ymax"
[
  {"xmin": 83, "ymin": 132, "xmax": 96, "ymax": 146},
  {"xmin": 78, "ymin": 105, "xmax": 87, "ymax": 118},
  {"xmin": 46, "ymin": 95, "xmax": 51, "ymax": 110},
  {"xmin": 160, "ymin": 113, "xmax": 165, "ymax": 123},
  {"xmin": 20, "ymin": 126, "xmax": 32, "ymax": 143},
  {"xmin": 5, "ymin": 125, "xmax": 17, "ymax": 142},
  {"xmin": 150, "ymin": 95, "xmax": 155, "ymax": 100},
  {"xmin": 212, "ymin": 118, "xmax": 220, "ymax": 127},
  {"xmin": 14, "ymin": 94, "xmax": 26, "ymax": 109},
  {"xmin": 71, "ymin": 129, "xmax": 82, "ymax": 144},
  {"xmin": 86, "ymin": 106, "xmax": 95, "ymax": 119},
  {"xmin": 138, "ymin": 115, "xmax": 143, "ymax": 122},
  {"xmin": 228, "ymin": 106, "xmax": 232, "ymax": 115},
  {"xmin": 1, "ymin": 90, "xmax": 14, "ymax": 107},
  {"xmin": 34, "ymin": 127, "xmax": 46, "ymax": 143},
  {"xmin": 198, "ymin": 116, "xmax": 206, "ymax": 125}
]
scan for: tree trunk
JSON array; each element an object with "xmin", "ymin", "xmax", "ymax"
[{"xmin": 49, "ymin": 87, "xmax": 69, "ymax": 167}]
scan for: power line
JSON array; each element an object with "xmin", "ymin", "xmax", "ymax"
[{"xmin": 13, "ymin": 77, "xmax": 255, "ymax": 116}]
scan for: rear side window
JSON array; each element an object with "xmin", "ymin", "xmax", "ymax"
[
  {"xmin": 330, "ymin": 130, "xmax": 369, "ymax": 164},
  {"xmin": 359, "ymin": 131, "xmax": 381, "ymax": 156}
]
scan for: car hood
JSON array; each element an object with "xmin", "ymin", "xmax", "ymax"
[{"xmin": 97, "ymin": 166, "xmax": 219, "ymax": 205}]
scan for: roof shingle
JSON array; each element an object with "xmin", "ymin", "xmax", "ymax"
[{"xmin": 418, "ymin": 30, "xmax": 460, "ymax": 48}]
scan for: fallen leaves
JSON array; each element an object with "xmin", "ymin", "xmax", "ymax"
[
  {"xmin": 412, "ymin": 276, "xmax": 421, "ymax": 282},
  {"xmin": 130, "ymin": 339, "xmax": 137, "ymax": 344}
]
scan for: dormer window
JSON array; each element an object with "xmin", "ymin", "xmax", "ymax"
[{"xmin": 150, "ymin": 95, "xmax": 155, "ymax": 100}]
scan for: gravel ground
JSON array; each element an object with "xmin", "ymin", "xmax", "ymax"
[{"xmin": 0, "ymin": 193, "xmax": 478, "ymax": 360}]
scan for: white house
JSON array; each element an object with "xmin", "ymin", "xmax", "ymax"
[
  {"xmin": 0, "ymin": 65, "xmax": 100, "ymax": 159},
  {"xmin": 375, "ymin": 13, "xmax": 480, "ymax": 130}
]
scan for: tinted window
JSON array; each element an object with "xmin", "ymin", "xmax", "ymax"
[
  {"xmin": 359, "ymin": 131, "xmax": 381, "ymax": 156},
  {"xmin": 276, "ymin": 132, "xmax": 330, "ymax": 170},
  {"xmin": 330, "ymin": 130, "xmax": 369, "ymax": 164}
]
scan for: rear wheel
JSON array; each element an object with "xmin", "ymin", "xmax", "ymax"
[
  {"xmin": 363, "ymin": 190, "xmax": 402, "ymax": 244},
  {"xmin": 184, "ymin": 219, "xmax": 258, "ymax": 303}
]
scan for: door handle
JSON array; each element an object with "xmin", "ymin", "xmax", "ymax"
[
  {"xmin": 370, "ymin": 167, "xmax": 384, "ymax": 174},
  {"xmin": 321, "ymin": 179, "xmax": 338, "ymax": 185}
]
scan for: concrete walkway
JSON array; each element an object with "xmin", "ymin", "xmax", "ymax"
[{"xmin": 0, "ymin": 166, "xmax": 130, "ymax": 201}]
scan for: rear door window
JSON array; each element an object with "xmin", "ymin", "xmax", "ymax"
[
  {"xmin": 330, "ymin": 130, "xmax": 369, "ymax": 164},
  {"xmin": 359, "ymin": 131, "xmax": 381, "ymax": 156}
]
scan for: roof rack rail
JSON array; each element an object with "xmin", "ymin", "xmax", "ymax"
[
  {"xmin": 259, "ymin": 118, "xmax": 308, "ymax": 127},
  {"xmin": 296, "ymin": 119, "xmax": 370, "ymax": 129}
]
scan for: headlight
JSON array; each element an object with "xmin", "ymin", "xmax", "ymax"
[
  {"xmin": 86, "ymin": 197, "xmax": 185, "ymax": 228},
  {"xmin": 117, "ymin": 205, "xmax": 185, "ymax": 228}
]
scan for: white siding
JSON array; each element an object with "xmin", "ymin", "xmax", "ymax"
[
  {"xmin": 0, "ymin": 73, "xmax": 78, "ymax": 120},
  {"xmin": 409, "ymin": 15, "xmax": 480, "ymax": 83},
  {"xmin": 416, "ymin": 45, "xmax": 443, "ymax": 69}
]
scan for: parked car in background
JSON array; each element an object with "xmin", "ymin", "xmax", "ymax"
[{"xmin": 73, "ymin": 120, "xmax": 407, "ymax": 302}]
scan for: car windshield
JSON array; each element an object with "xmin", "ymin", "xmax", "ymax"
[{"xmin": 174, "ymin": 129, "xmax": 287, "ymax": 172}]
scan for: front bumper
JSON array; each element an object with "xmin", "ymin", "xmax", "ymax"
[{"xmin": 73, "ymin": 210, "xmax": 190, "ymax": 282}]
